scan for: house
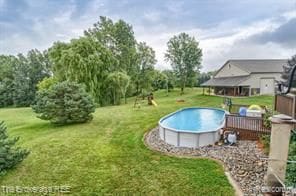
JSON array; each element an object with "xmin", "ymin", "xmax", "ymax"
[{"xmin": 201, "ymin": 59, "xmax": 287, "ymax": 96}]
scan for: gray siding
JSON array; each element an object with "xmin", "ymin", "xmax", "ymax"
[
  {"xmin": 215, "ymin": 62, "xmax": 249, "ymax": 78},
  {"xmin": 240, "ymin": 73, "xmax": 282, "ymax": 89}
]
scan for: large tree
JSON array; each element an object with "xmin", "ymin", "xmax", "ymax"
[
  {"xmin": 0, "ymin": 55, "xmax": 18, "ymax": 107},
  {"xmin": 165, "ymin": 33, "xmax": 202, "ymax": 94},
  {"xmin": 84, "ymin": 16, "xmax": 138, "ymax": 76},
  {"xmin": 49, "ymin": 17, "xmax": 158, "ymax": 106},
  {"xmin": 13, "ymin": 50, "xmax": 51, "ymax": 107},
  {"xmin": 49, "ymin": 37, "xmax": 117, "ymax": 105},
  {"xmin": 135, "ymin": 42, "xmax": 157, "ymax": 94}
]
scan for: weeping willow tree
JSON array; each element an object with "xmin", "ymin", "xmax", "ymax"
[
  {"xmin": 106, "ymin": 72, "xmax": 130, "ymax": 105},
  {"xmin": 49, "ymin": 37, "xmax": 117, "ymax": 105},
  {"xmin": 48, "ymin": 17, "xmax": 156, "ymax": 106}
]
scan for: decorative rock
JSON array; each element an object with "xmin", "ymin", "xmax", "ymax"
[{"xmin": 144, "ymin": 127, "xmax": 269, "ymax": 195}]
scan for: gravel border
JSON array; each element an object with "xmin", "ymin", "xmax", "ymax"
[{"xmin": 144, "ymin": 127, "xmax": 269, "ymax": 195}]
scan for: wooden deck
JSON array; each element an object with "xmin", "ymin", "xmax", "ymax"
[{"xmin": 224, "ymin": 114, "xmax": 271, "ymax": 140}]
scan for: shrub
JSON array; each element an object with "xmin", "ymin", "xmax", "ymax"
[
  {"xmin": 263, "ymin": 107, "xmax": 273, "ymax": 129},
  {"xmin": 259, "ymin": 134, "xmax": 270, "ymax": 155},
  {"xmin": 0, "ymin": 121, "xmax": 29, "ymax": 175},
  {"xmin": 32, "ymin": 81, "xmax": 95, "ymax": 125},
  {"xmin": 286, "ymin": 130, "xmax": 296, "ymax": 186}
]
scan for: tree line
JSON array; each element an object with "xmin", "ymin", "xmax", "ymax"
[{"xmin": 0, "ymin": 16, "xmax": 208, "ymax": 108}]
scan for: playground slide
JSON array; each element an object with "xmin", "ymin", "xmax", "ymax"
[{"xmin": 151, "ymin": 100, "xmax": 158, "ymax": 106}]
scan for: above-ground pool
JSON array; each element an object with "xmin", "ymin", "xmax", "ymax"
[{"xmin": 159, "ymin": 107, "xmax": 226, "ymax": 148}]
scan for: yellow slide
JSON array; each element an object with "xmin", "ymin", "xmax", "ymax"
[{"xmin": 151, "ymin": 100, "xmax": 158, "ymax": 106}]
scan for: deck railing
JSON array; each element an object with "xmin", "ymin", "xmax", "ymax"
[
  {"xmin": 224, "ymin": 114, "xmax": 271, "ymax": 140},
  {"xmin": 274, "ymin": 94, "xmax": 296, "ymax": 119}
]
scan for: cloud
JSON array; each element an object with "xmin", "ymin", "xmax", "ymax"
[
  {"xmin": 248, "ymin": 18, "xmax": 296, "ymax": 48},
  {"xmin": 135, "ymin": 9, "xmax": 296, "ymax": 71},
  {"xmin": 0, "ymin": 0, "xmax": 295, "ymax": 72},
  {"xmin": 143, "ymin": 11, "xmax": 162, "ymax": 23}
]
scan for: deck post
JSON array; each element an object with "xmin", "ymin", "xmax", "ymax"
[
  {"xmin": 202, "ymin": 87, "xmax": 205, "ymax": 95},
  {"xmin": 265, "ymin": 115, "xmax": 296, "ymax": 190}
]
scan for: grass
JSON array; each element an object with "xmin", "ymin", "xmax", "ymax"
[{"xmin": 0, "ymin": 88, "xmax": 273, "ymax": 195}]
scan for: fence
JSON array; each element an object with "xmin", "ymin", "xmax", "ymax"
[
  {"xmin": 224, "ymin": 114, "xmax": 271, "ymax": 140},
  {"xmin": 274, "ymin": 94, "xmax": 296, "ymax": 120}
]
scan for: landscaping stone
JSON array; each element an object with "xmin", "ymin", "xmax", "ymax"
[{"xmin": 145, "ymin": 127, "xmax": 269, "ymax": 195}]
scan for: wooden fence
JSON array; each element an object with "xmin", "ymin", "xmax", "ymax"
[
  {"xmin": 274, "ymin": 94, "xmax": 296, "ymax": 119},
  {"xmin": 224, "ymin": 114, "xmax": 271, "ymax": 140}
]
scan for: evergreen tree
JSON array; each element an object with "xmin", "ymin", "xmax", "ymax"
[
  {"xmin": 0, "ymin": 121, "xmax": 29, "ymax": 175},
  {"xmin": 32, "ymin": 81, "xmax": 95, "ymax": 125}
]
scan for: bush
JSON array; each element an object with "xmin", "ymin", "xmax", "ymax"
[
  {"xmin": 286, "ymin": 130, "xmax": 296, "ymax": 186},
  {"xmin": 259, "ymin": 134, "xmax": 270, "ymax": 155},
  {"xmin": 0, "ymin": 121, "xmax": 29, "ymax": 175},
  {"xmin": 32, "ymin": 81, "xmax": 95, "ymax": 125},
  {"xmin": 263, "ymin": 107, "xmax": 273, "ymax": 129}
]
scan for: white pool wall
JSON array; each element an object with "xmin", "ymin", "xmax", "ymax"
[{"xmin": 158, "ymin": 107, "xmax": 226, "ymax": 148}]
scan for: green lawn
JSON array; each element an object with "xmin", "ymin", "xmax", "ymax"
[{"xmin": 0, "ymin": 88, "xmax": 273, "ymax": 195}]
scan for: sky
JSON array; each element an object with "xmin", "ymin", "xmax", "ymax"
[{"xmin": 0, "ymin": 0, "xmax": 295, "ymax": 71}]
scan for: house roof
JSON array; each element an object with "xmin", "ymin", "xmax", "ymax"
[
  {"xmin": 201, "ymin": 75, "xmax": 250, "ymax": 87},
  {"xmin": 226, "ymin": 59, "xmax": 287, "ymax": 73}
]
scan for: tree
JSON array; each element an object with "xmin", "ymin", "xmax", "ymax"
[
  {"xmin": 0, "ymin": 55, "xmax": 17, "ymax": 81},
  {"xmin": 50, "ymin": 17, "xmax": 157, "ymax": 106},
  {"xmin": 85, "ymin": 16, "xmax": 138, "ymax": 98},
  {"xmin": 106, "ymin": 72, "xmax": 130, "ymax": 104},
  {"xmin": 0, "ymin": 121, "xmax": 29, "ymax": 175},
  {"xmin": 135, "ymin": 42, "xmax": 157, "ymax": 94},
  {"xmin": 162, "ymin": 70, "xmax": 176, "ymax": 91},
  {"xmin": 197, "ymin": 71, "xmax": 216, "ymax": 86},
  {"xmin": 49, "ymin": 37, "xmax": 117, "ymax": 105},
  {"xmin": 0, "ymin": 78, "xmax": 14, "ymax": 107},
  {"xmin": 85, "ymin": 16, "xmax": 138, "ymax": 76},
  {"xmin": 282, "ymin": 54, "xmax": 296, "ymax": 88},
  {"xmin": 0, "ymin": 55, "xmax": 18, "ymax": 107},
  {"xmin": 32, "ymin": 81, "xmax": 95, "ymax": 125},
  {"xmin": 151, "ymin": 70, "xmax": 168, "ymax": 91},
  {"xmin": 13, "ymin": 50, "xmax": 52, "ymax": 107},
  {"xmin": 165, "ymin": 33, "xmax": 202, "ymax": 94}
]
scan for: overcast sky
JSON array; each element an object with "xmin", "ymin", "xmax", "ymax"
[{"xmin": 0, "ymin": 0, "xmax": 295, "ymax": 71}]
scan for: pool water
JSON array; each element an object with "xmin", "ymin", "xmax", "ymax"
[{"xmin": 160, "ymin": 108, "xmax": 225, "ymax": 132}]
